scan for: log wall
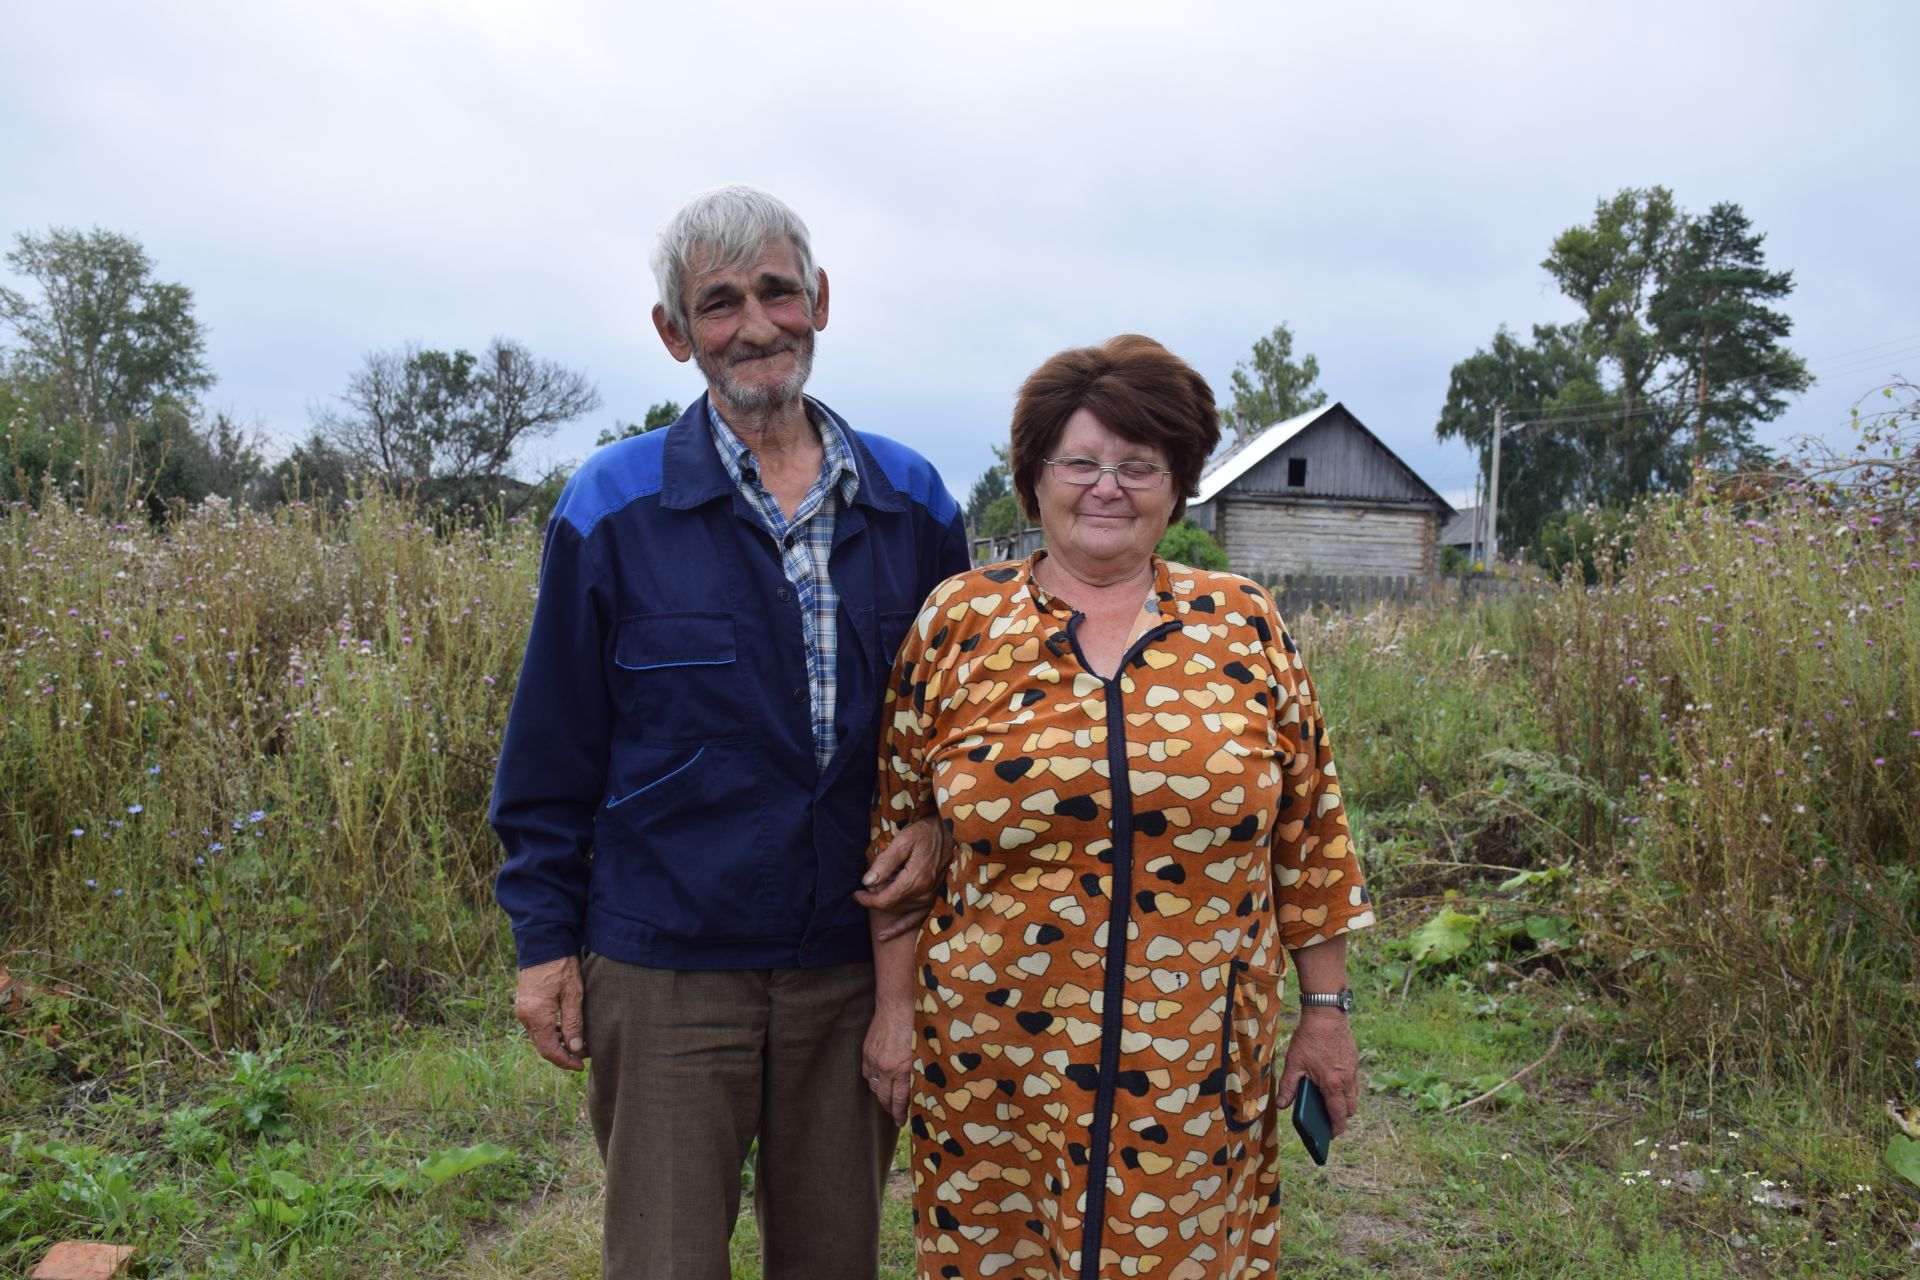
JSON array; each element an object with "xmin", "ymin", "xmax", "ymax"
[{"xmin": 1218, "ymin": 498, "xmax": 1438, "ymax": 579}]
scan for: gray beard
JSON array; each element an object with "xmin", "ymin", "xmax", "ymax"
[{"xmin": 696, "ymin": 335, "xmax": 814, "ymax": 414}]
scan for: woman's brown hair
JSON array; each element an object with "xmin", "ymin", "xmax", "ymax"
[{"xmin": 1009, "ymin": 334, "xmax": 1221, "ymax": 523}]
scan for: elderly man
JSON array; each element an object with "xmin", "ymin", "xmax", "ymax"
[{"xmin": 491, "ymin": 186, "xmax": 968, "ymax": 1279}]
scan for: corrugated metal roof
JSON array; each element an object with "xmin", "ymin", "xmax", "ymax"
[
  {"xmin": 1439, "ymin": 505, "xmax": 1485, "ymax": 546},
  {"xmin": 1192, "ymin": 404, "xmax": 1338, "ymax": 506},
  {"xmin": 1192, "ymin": 400, "xmax": 1454, "ymax": 515}
]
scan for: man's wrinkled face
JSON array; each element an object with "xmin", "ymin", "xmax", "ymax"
[{"xmin": 679, "ymin": 238, "xmax": 823, "ymax": 414}]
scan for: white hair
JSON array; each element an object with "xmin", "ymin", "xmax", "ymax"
[{"xmin": 651, "ymin": 186, "xmax": 818, "ymax": 333}]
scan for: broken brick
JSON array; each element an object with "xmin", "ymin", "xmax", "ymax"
[{"xmin": 30, "ymin": 1242, "xmax": 136, "ymax": 1280}]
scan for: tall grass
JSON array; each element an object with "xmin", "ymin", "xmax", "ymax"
[
  {"xmin": 1275, "ymin": 407, "xmax": 1919, "ymax": 1112},
  {"xmin": 2, "ymin": 492, "xmax": 538, "ymax": 1052},
  {"xmin": 1289, "ymin": 600, "xmax": 1594, "ymax": 906},
  {"xmin": 1530, "ymin": 477, "xmax": 1918, "ymax": 1104},
  {"xmin": 4, "ymin": 436, "xmax": 1915, "ymax": 1110}
]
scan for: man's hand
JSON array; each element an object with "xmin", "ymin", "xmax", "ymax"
[
  {"xmin": 1274, "ymin": 1007, "xmax": 1359, "ymax": 1137},
  {"xmin": 854, "ymin": 816, "xmax": 953, "ymax": 941},
  {"xmin": 514, "ymin": 956, "xmax": 586, "ymax": 1072},
  {"xmin": 862, "ymin": 1001, "xmax": 914, "ymax": 1125}
]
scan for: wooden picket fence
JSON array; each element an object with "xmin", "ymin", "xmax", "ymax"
[
  {"xmin": 1263, "ymin": 571, "xmax": 1537, "ymax": 615},
  {"xmin": 970, "ymin": 530, "xmax": 1538, "ymax": 615}
]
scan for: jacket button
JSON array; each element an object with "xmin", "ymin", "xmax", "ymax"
[
  {"xmin": 777, "ymin": 587, "xmax": 792, "ymax": 602},
  {"xmin": 792, "ymin": 687, "xmax": 806, "ymax": 704}
]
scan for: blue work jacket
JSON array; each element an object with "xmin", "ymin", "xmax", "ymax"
[{"xmin": 490, "ymin": 395, "xmax": 971, "ymax": 971}]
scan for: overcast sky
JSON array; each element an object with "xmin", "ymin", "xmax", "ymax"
[{"xmin": 5, "ymin": 0, "xmax": 1916, "ymax": 507}]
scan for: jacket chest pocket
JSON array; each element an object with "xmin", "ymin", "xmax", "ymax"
[{"xmin": 613, "ymin": 612, "xmax": 745, "ymax": 744}]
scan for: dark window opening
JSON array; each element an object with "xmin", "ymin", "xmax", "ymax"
[{"xmin": 1286, "ymin": 457, "xmax": 1308, "ymax": 487}]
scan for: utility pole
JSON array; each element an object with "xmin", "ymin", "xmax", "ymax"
[
  {"xmin": 1468, "ymin": 467, "xmax": 1483, "ymax": 568},
  {"xmin": 1486, "ymin": 404, "xmax": 1504, "ymax": 566}
]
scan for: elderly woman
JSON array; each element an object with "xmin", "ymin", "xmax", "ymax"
[{"xmin": 863, "ymin": 335, "xmax": 1375, "ymax": 1279}]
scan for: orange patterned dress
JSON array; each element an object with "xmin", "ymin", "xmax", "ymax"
[{"xmin": 871, "ymin": 553, "xmax": 1375, "ymax": 1280}]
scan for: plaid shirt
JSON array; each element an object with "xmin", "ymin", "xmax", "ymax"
[{"xmin": 709, "ymin": 403, "xmax": 859, "ymax": 771}]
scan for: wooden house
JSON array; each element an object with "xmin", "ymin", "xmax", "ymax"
[{"xmin": 1186, "ymin": 402, "xmax": 1453, "ymax": 580}]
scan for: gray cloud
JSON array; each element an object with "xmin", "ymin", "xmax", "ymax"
[{"xmin": 4, "ymin": 0, "xmax": 1914, "ymax": 503}]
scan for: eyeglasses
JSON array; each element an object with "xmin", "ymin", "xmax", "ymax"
[{"xmin": 1041, "ymin": 456, "xmax": 1171, "ymax": 490}]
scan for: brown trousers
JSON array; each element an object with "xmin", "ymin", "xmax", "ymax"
[{"xmin": 581, "ymin": 956, "xmax": 898, "ymax": 1280}]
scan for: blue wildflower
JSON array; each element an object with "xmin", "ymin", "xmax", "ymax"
[
  {"xmin": 147, "ymin": 764, "xmax": 161, "ymax": 776},
  {"xmin": 71, "ymin": 828, "xmax": 84, "ymax": 837},
  {"xmin": 248, "ymin": 810, "xmax": 266, "ymax": 824},
  {"xmin": 208, "ymin": 842, "xmax": 224, "ymax": 853},
  {"xmin": 128, "ymin": 803, "xmax": 143, "ymax": 815},
  {"xmin": 85, "ymin": 879, "xmax": 97, "ymax": 888},
  {"xmin": 113, "ymin": 888, "xmax": 124, "ymax": 897}
]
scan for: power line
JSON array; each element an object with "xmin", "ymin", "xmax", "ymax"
[
  {"xmin": 1805, "ymin": 331, "xmax": 1920, "ymax": 365},
  {"xmin": 1459, "ymin": 335, "xmax": 1918, "ymax": 425},
  {"xmin": 1506, "ymin": 398, "xmax": 1754, "ymax": 432},
  {"xmin": 1809, "ymin": 345, "xmax": 1920, "ymax": 381}
]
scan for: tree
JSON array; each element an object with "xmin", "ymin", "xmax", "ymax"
[
  {"xmin": 974, "ymin": 494, "xmax": 1022, "ymax": 538},
  {"xmin": 0, "ymin": 227, "xmax": 212, "ymax": 431},
  {"xmin": 1649, "ymin": 202, "xmax": 1811, "ymax": 467},
  {"xmin": 269, "ymin": 430, "xmax": 354, "ymax": 505},
  {"xmin": 1540, "ymin": 186, "xmax": 1688, "ymax": 498},
  {"xmin": 0, "ymin": 227, "xmax": 240, "ymax": 514},
  {"xmin": 1437, "ymin": 189, "xmax": 1810, "ymax": 557},
  {"xmin": 965, "ymin": 444, "xmax": 1013, "ymax": 533},
  {"xmin": 596, "ymin": 400, "xmax": 683, "ymax": 447},
  {"xmin": 1227, "ymin": 323, "xmax": 1326, "ymax": 438},
  {"xmin": 314, "ymin": 338, "xmax": 599, "ymax": 505},
  {"xmin": 1434, "ymin": 323, "xmax": 1600, "ymax": 549}
]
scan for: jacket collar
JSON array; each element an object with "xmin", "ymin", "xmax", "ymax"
[{"xmin": 659, "ymin": 392, "xmax": 905, "ymax": 514}]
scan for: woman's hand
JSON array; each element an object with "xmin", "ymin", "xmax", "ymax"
[
  {"xmin": 862, "ymin": 999, "xmax": 915, "ymax": 1125},
  {"xmin": 1275, "ymin": 1008, "xmax": 1360, "ymax": 1137}
]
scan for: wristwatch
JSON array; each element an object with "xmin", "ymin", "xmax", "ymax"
[{"xmin": 1300, "ymin": 987, "xmax": 1354, "ymax": 1014}]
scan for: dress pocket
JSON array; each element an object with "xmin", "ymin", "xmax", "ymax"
[{"xmin": 1220, "ymin": 957, "xmax": 1282, "ymax": 1131}]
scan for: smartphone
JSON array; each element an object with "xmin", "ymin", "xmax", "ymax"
[{"xmin": 1292, "ymin": 1076, "xmax": 1333, "ymax": 1166}]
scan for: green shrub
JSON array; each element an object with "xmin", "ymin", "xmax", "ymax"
[
  {"xmin": 1155, "ymin": 518, "xmax": 1227, "ymax": 570},
  {"xmin": 1529, "ymin": 504, "xmax": 1632, "ymax": 585}
]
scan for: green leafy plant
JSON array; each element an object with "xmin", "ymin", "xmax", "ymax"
[
  {"xmin": 1368, "ymin": 1066, "xmax": 1523, "ymax": 1111},
  {"xmin": 6, "ymin": 1134, "xmax": 198, "ymax": 1236},
  {"xmin": 223, "ymin": 1048, "xmax": 304, "ymax": 1140},
  {"xmin": 162, "ymin": 1103, "xmax": 225, "ymax": 1162},
  {"xmin": 1887, "ymin": 1133, "xmax": 1920, "ymax": 1191},
  {"xmin": 417, "ymin": 1141, "xmax": 511, "ymax": 1188},
  {"xmin": 1409, "ymin": 906, "xmax": 1485, "ymax": 970}
]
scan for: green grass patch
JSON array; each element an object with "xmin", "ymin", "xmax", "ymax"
[{"xmin": 5, "ymin": 449, "xmax": 1919, "ymax": 1273}]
